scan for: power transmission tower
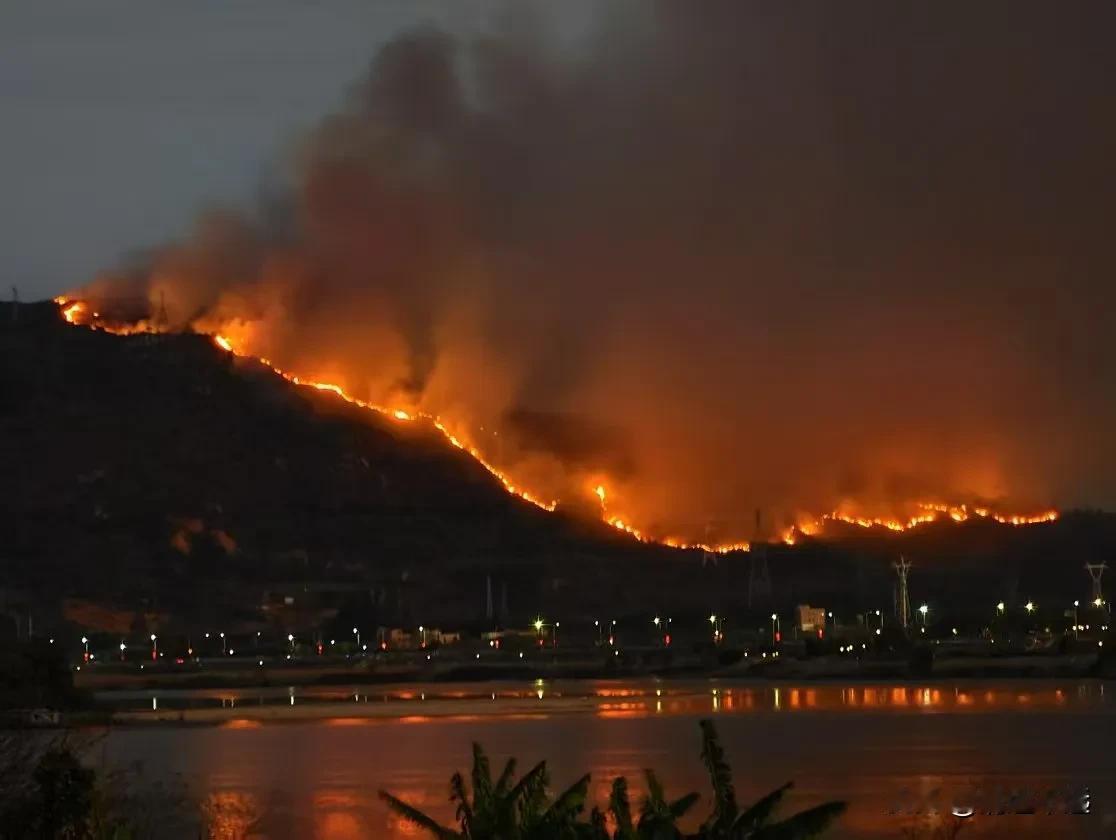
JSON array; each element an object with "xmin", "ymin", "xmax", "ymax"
[
  {"xmin": 154, "ymin": 290, "xmax": 169, "ymax": 329},
  {"xmin": 893, "ymin": 556, "xmax": 912, "ymax": 631},
  {"xmin": 701, "ymin": 521, "xmax": 718, "ymax": 568},
  {"xmin": 747, "ymin": 508, "xmax": 772, "ymax": 607},
  {"xmin": 1086, "ymin": 562, "xmax": 1108, "ymax": 604}
]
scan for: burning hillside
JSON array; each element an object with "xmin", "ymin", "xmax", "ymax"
[
  {"xmin": 57, "ymin": 297, "xmax": 1058, "ymax": 550},
  {"xmin": 59, "ymin": 5, "xmax": 1110, "ymax": 546}
]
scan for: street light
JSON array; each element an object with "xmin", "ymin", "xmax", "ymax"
[
  {"xmin": 220, "ymin": 631, "xmax": 226, "ymax": 655},
  {"xmin": 918, "ymin": 604, "xmax": 929, "ymax": 629},
  {"xmin": 352, "ymin": 627, "xmax": 361, "ymax": 648},
  {"xmin": 81, "ymin": 636, "xmax": 89, "ymax": 662},
  {"xmin": 1025, "ymin": 601, "xmax": 1035, "ymax": 613},
  {"xmin": 150, "ymin": 634, "xmax": 157, "ymax": 660},
  {"xmin": 710, "ymin": 614, "xmax": 723, "ymax": 644}
]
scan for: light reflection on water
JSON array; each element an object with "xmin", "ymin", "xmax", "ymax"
[
  {"xmin": 95, "ymin": 680, "xmax": 1116, "ymax": 839},
  {"xmin": 101, "ymin": 678, "xmax": 1107, "ymax": 721}
]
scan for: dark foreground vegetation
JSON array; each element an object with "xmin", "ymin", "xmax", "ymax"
[
  {"xmin": 0, "ymin": 731, "xmax": 193, "ymax": 839},
  {"xmin": 380, "ymin": 719, "xmax": 846, "ymax": 839}
]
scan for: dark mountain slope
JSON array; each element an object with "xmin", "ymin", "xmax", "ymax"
[{"xmin": 2, "ymin": 301, "xmax": 1113, "ymax": 631}]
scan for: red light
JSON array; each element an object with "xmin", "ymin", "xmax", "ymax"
[
  {"xmin": 317, "ymin": 643, "xmax": 323, "ymax": 655},
  {"xmin": 174, "ymin": 657, "xmax": 185, "ymax": 665},
  {"xmin": 775, "ymin": 631, "xmax": 781, "ymax": 643},
  {"xmin": 380, "ymin": 642, "xmax": 387, "ymax": 650},
  {"xmin": 817, "ymin": 629, "xmax": 824, "ymax": 639},
  {"xmin": 664, "ymin": 634, "xmax": 672, "ymax": 646},
  {"xmin": 494, "ymin": 639, "xmax": 501, "ymax": 649}
]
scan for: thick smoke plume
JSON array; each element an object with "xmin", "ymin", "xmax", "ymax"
[{"xmin": 77, "ymin": 2, "xmax": 1116, "ymax": 543}]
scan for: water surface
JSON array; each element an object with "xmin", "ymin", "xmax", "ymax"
[{"xmin": 97, "ymin": 679, "xmax": 1116, "ymax": 838}]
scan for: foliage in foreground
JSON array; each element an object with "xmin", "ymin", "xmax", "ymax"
[
  {"xmin": 0, "ymin": 732, "xmax": 196, "ymax": 840},
  {"xmin": 379, "ymin": 718, "xmax": 847, "ymax": 839}
]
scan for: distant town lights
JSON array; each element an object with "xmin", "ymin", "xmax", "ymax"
[{"xmin": 1025, "ymin": 601, "xmax": 1035, "ymax": 613}]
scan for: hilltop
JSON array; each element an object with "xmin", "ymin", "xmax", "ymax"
[{"xmin": 2, "ymin": 301, "xmax": 1114, "ymax": 636}]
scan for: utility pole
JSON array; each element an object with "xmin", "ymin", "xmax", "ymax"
[
  {"xmin": 747, "ymin": 508, "xmax": 772, "ymax": 607},
  {"xmin": 893, "ymin": 556, "xmax": 912, "ymax": 632}
]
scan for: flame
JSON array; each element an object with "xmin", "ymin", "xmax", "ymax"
[
  {"xmin": 54, "ymin": 299, "xmax": 1060, "ymax": 553},
  {"xmin": 55, "ymin": 297, "xmax": 86, "ymax": 325},
  {"xmin": 778, "ymin": 501, "xmax": 1058, "ymax": 545}
]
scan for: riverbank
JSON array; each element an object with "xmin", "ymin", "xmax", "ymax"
[
  {"xmin": 71, "ymin": 673, "xmax": 1116, "ymax": 728},
  {"xmin": 71, "ymin": 649, "xmax": 1108, "ymax": 695}
]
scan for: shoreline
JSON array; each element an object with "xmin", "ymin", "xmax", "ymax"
[{"xmin": 56, "ymin": 666, "xmax": 1116, "ymax": 728}]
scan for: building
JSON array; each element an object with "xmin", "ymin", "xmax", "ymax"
[{"xmin": 796, "ymin": 604, "xmax": 827, "ymax": 634}]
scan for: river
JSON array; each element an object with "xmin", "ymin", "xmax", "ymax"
[{"xmin": 93, "ymin": 679, "xmax": 1115, "ymax": 838}]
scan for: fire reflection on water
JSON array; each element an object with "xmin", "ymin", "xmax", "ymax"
[{"xmin": 119, "ymin": 679, "xmax": 1111, "ymax": 839}]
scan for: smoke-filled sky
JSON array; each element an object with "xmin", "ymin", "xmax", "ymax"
[{"xmin": 13, "ymin": 2, "xmax": 1116, "ymax": 540}]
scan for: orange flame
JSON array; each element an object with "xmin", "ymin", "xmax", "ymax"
[{"xmin": 56, "ymin": 299, "xmax": 1060, "ymax": 553}]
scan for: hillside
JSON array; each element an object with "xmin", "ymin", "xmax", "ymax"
[{"xmin": 2, "ymin": 301, "xmax": 1114, "ymax": 634}]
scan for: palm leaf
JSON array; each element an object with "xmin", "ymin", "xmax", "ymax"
[
  {"xmin": 378, "ymin": 790, "xmax": 461, "ymax": 840},
  {"xmin": 449, "ymin": 771, "xmax": 472, "ymax": 830},
  {"xmin": 508, "ymin": 759, "xmax": 549, "ymax": 805},
  {"xmin": 494, "ymin": 757, "xmax": 517, "ymax": 797},
  {"xmin": 669, "ymin": 791, "xmax": 700, "ymax": 819},
  {"xmin": 733, "ymin": 781, "xmax": 793, "ymax": 831},
  {"xmin": 610, "ymin": 776, "xmax": 637, "ymax": 839},
  {"xmin": 699, "ymin": 718, "xmax": 738, "ymax": 830},
  {"xmin": 587, "ymin": 807, "xmax": 610, "ymax": 840},
  {"xmin": 645, "ymin": 768, "xmax": 667, "ymax": 810},
  {"xmin": 546, "ymin": 772, "xmax": 591, "ymax": 821},
  {"xmin": 470, "ymin": 743, "xmax": 493, "ymax": 805},
  {"xmin": 750, "ymin": 801, "xmax": 848, "ymax": 840}
]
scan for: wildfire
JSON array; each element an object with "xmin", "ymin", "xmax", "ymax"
[
  {"xmin": 778, "ymin": 502, "xmax": 1059, "ymax": 545},
  {"xmin": 56, "ymin": 297, "xmax": 85, "ymax": 324},
  {"xmin": 54, "ymin": 299, "xmax": 1060, "ymax": 554}
]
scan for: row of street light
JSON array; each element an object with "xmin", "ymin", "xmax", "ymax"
[{"xmin": 74, "ymin": 596, "xmax": 1112, "ymax": 664}]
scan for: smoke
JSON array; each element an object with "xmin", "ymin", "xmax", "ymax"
[{"xmin": 76, "ymin": 2, "xmax": 1116, "ymax": 542}]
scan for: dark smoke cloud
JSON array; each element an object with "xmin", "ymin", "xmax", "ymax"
[{"xmin": 80, "ymin": 2, "xmax": 1116, "ymax": 542}]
